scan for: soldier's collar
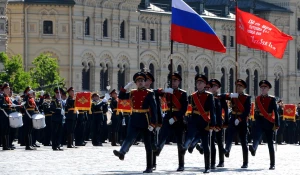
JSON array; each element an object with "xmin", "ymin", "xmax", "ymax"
[
  {"xmin": 238, "ymin": 92, "xmax": 244, "ymax": 95},
  {"xmin": 198, "ymin": 89, "xmax": 205, "ymax": 93},
  {"xmin": 261, "ymin": 94, "xmax": 268, "ymax": 97},
  {"xmin": 138, "ymin": 87, "xmax": 145, "ymax": 90}
]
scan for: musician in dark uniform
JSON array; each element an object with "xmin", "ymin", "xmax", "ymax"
[
  {"xmin": 65, "ymin": 87, "xmax": 78, "ymax": 148},
  {"xmin": 276, "ymin": 100, "xmax": 284, "ymax": 144},
  {"xmin": 23, "ymin": 87, "xmax": 38, "ymax": 150},
  {"xmin": 249, "ymin": 80, "xmax": 279, "ymax": 170},
  {"xmin": 41, "ymin": 93, "xmax": 52, "ymax": 146},
  {"xmin": 113, "ymin": 72, "xmax": 157, "ymax": 173},
  {"xmin": 9, "ymin": 87, "xmax": 17, "ymax": 150},
  {"xmin": 208, "ymin": 79, "xmax": 228, "ymax": 169},
  {"xmin": 0, "ymin": 83, "xmax": 14, "ymax": 150},
  {"xmin": 50, "ymin": 87, "xmax": 65, "ymax": 151},
  {"xmin": 222, "ymin": 79, "xmax": 251, "ymax": 168},
  {"xmin": 110, "ymin": 89, "xmax": 120, "ymax": 146},
  {"xmin": 155, "ymin": 72, "xmax": 188, "ymax": 172},
  {"xmin": 181, "ymin": 75, "xmax": 215, "ymax": 173},
  {"xmin": 143, "ymin": 71, "xmax": 163, "ymax": 171},
  {"xmin": 91, "ymin": 92, "xmax": 108, "ymax": 146}
]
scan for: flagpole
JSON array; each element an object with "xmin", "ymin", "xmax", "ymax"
[
  {"xmin": 170, "ymin": 40, "xmax": 174, "ymax": 119},
  {"xmin": 235, "ymin": 0, "xmax": 238, "ymax": 92}
]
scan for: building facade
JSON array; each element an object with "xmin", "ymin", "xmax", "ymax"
[
  {"xmin": 5, "ymin": 0, "xmax": 300, "ymax": 103},
  {"xmin": 0, "ymin": 0, "xmax": 7, "ymax": 53}
]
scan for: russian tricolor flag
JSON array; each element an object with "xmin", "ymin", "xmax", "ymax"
[{"xmin": 171, "ymin": 0, "xmax": 226, "ymax": 53}]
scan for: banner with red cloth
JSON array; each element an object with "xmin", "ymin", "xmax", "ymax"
[{"xmin": 75, "ymin": 92, "xmax": 92, "ymax": 111}]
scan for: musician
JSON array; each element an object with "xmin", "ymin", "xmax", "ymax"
[
  {"xmin": 9, "ymin": 87, "xmax": 17, "ymax": 150},
  {"xmin": 32, "ymin": 91, "xmax": 41, "ymax": 148},
  {"xmin": 109, "ymin": 89, "xmax": 120, "ymax": 146},
  {"xmin": 181, "ymin": 75, "xmax": 215, "ymax": 173},
  {"xmin": 50, "ymin": 87, "xmax": 65, "ymax": 151},
  {"xmin": 41, "ymin": 93, "xmax": 52, "ymax": 146},
  {"xmin": 23, "ymin": 87, "xmax": 38, "ymax": 150},
  {"xmin": 91, "ymin": 93, "xmax": 108, "ymax": 146},
  {"xmin": 155, "ymin": 72, "xmax": 188, "ymax": 172},
  {"xmin": 65, "ymin": 87, "xmax": 77, "ymax": 148},
  {"xmin": 113, "ymin": 72, "xmax": 157, "ymax": 173},
  {"xmin": 0, "ymin": 83, "xmax": 14, "ymax": 150},
  {"xmin": 249, "ymin": 80, "xmax": 279, "ymax": 170}
]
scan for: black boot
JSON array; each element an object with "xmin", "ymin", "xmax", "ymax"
[
  {"xmin": 143, "ymin": 152, "xmax": 153, "ymax": 173},
  {"xmin": 177, "ymin": 150, "xmax": 185, "ymax": 171},
  {"xmin": 211, "ymin": 148, "xmax": 216, "ymax": 169},
  {"xmin": 269, "ymin": 150, "xmax": 275, "ymax": 170},
  {"xmin": 196, "ymin": 144, "xmax": 204, "ymax": 155},
  {"xmin": 67, "ymin": 134, "xmax": 73, "ymax": 148},
  {"xmin": 152, "ymin": 152, "xmax": 157, "ymax": 170},
  {"xmin": 203, "ymin": 152, "xmax": 210, "ymax": 173},
  {"xmin": 241, "ymin": 150, "xmax": 248, "ymax": 168},
  {"xmin": 216, "ymin": 149, "xmax": 224, "ymax": 167},
  {"xmin": 2, "ymin": 135, "xmax": 11, "ymax": 150},
  {"xmin": 25, "ymin": 135, "xmax": 36, "ymax": 150},
  {"xmin": 111, "ymin": 133, "xmax": 119, "ymax": 146},
  {"xmin": 249, "ymin": 145, "xmax": 256, "ymax": 156},
  {"xmin": 113, "ymin": 150, "xmax": 125, "ymax": 160}
]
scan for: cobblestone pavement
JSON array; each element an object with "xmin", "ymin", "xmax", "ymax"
[{"xmin": 1, "ymin": 142, "xmax": 300, "ymax": 175}]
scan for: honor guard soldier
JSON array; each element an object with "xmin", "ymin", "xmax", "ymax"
[
  {"xmin": 155, "ymin": 72, "xmax": 188, "ymax": 172},
  {"xmin": 249, "ymin": 80, "xmax": 279, "ymax": 170},
  {"xmin": 0, "ymin": 83, "xmax": 14, "ymax": 150},
  {"xmin": 296, "ymin": 103, "xmax": 300, "ymax": 145},
  {"xmin": 222, "ymin": 79, "xmax": 251, "ymax": 168},
  {"xmin": 23, "ymin": 87, "xmax": 38, "ymax": 150},
  {"xmin": 144, "ymin": 71, "xmax": 163, "ymax": 171},
  {"xmin": 65, "ymin": 87, "xmax": 78, "ymax": 148},
  {"xmin": 208, "ymin": 79, "xmax": 228, "ymax": 168},
  {"xmin": 182, "ymin": 74, "xmax": 216, "ymax": 173},
  {"xmin": 41, "ymin": 93, "xmax": 52, "ymax": 146},
  {"xmin": 50, "ymin": 87, "xmax": 65, "ymax": 151},
  {"xmin": 109, "ymin": 89, "xmax": 120, "ymax": 146},
  {"xmin": 113, "ymin": 72, "xmax": 157, "ymax": 173},
  {"xmin": 276, "ymin": 100, "xmax": 284, "ymax": 144},
  {"xmin": 91, "ymin": 92, "xmax": 108, "ymax": 146}
]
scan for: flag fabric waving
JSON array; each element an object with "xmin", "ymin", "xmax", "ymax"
[
  {"xmin": 236, "ymin": 7, "xmax": 293, "ymax": 59},
  {"xmin": 171, "ymin": 0, "xmax": 226, "ymax": 53}
]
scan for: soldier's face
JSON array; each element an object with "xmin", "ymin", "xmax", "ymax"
[
  {"xmin": 145, "ymin": 79, "xmax": 152, "ymax": 89},
  {"xmin": 236, "ymin": 85, "xmax": 245, "ymax": 93},
  {"xmin": 260, "ymin": 85, "xmax": 269, "ymax": 94},
  {"xmin": 135, "ymin": 79, "xmax": 145, "ymax": 88},
  {"xmin": 196, "ymin": 80, "xmax": 206, "ymax": 90},
  {"xmin": 111, "ymin": 92, "xmax": 117, "ymax": 98},
  {"xmin": 94, "ymin": 96, "xmax": 100, "ymax": 101},
  {"xmin": 172, "ymin": 79, "xmax": 180, "ymax": 88},
  {"xmin": 3, "ymin": 88, "xmax": 9, "ymax": 95},
  {"xmin": 210, "ymin": 85, "xmax": 219, "ymax": 93},
  {"xmin": 69, "ymin": 91, "xmax": 74, "ymax": 97}
]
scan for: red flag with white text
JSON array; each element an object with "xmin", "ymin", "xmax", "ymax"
[{"xmin": 236, "ymin": 7, "xmax": 293, "ymax": 59}]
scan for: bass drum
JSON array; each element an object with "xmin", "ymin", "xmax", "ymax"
[
  {"xmin": 32, "ymin": 113, "xmax": 46, "ymax": 129},
  {"xmin": 106, "ymin": 108, "xmax": 112, "ymax": 125},
  {"xmin": 9, "ymin": 112, "xmax": 23, "ymax": 128}
]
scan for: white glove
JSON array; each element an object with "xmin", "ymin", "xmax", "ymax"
[
  {"xmin": 156, "ymin": 127, "xmax": 161, "ymax": 132},
  {"xmin": 40, "ymin": 90, "xmax": 44, "ymax": 96},
  {"xmin": 169, "ymin": 118, "xmax": 175, "ymax": 125},
  {"xmin": 162, "ymin": 112, "xmax": 166, "ymax": 118},
  {"xmin": 230, "ymin": 93, "xmax": 239, "ymax": 98},
  {"xmin": 15, "ymin": 96, "xmax": 20, "ymax": 102},
  {"xmin": 105, "ymin": 93, "xmax": 110, "ymax": 99},
  {"xmin": 164, "ymin": 88, "xmax": 174, "ymax": 94},
  {"xmin": 124, "ymin": 81, "xmax": 135, "ymax": 90},
  {"xmin": 102, "ymin": 98, "xmax": 108, "ymax": 103},
  {"xmin": 148, "ymin": 125, "xmax": 154, "ymax": 132},
  {"xmin": 214, "ymin": 128, "xmax": 219, "ymax": 132},
  {"xmin": 11, "ymin": 103, "xmax": 16, "ymax": 107},
  {"xmin": 235, "ymin": 119, "xmax": 240, "ymax": 126}
]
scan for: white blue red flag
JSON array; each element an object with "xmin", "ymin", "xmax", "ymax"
[{"xmin": 171, "ymin": 0, "xmax": 226, "ymax": 53}]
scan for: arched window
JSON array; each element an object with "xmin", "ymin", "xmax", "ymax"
[
  {"xmin": 140, "ymin": 63, "xmax": 145, "ymax": 71},
  {"xmin": 120, "ymin": 20, "xmax": 125, "ymax": 39},
  {"xmin": 149, "ymin": 63, "xmax": 155, "ymax": 89},
  {"xmin": 85, "ymin": 17, "xmax": 90, "ymax": 36},
  {"xmin": 103, "ymin": 19, "xmax": 108, "ymax": 37},
  {"xmin": 118, "ymin": 65, "xmax": 126, "ymax": 89},
  {"xmin": 229, "ymin": 68, "xmax": 234, "ymax": 92},
  {"xmin": 246, "ymin": 69, "xmax": 250, "ymax": 94},
  {"xmin": 82, "ymin": 63, "xmax": 90, "ymax": 91},
  {"xmin": 297, "ymin": 51, "xmax": 300, "ymax": 70},
  {"xmin": 254, "ymin": 70, "xmax": 258, "ymax": 96},
  {"xmin": 221, "ymin": 68, "xmax": 225, "ymax": 93},
  {"xmin": 177, "ymin": 65, "xmax": 182, "ymax": 88},
  {"xmin": 195, "ymin": 66, "xmax": 200, "ymax": 90},
  {"xmin": 275, "ymin": 77, "xmax": 280, "ymax": 98},
  {"xmin": 204, "ymin": 66, "xmax": 209, "ymax": 78},
  {"xmin": 43, "ymin": 21, "xmax": 53, "ymax": 34},
  {"xmin": 100, "ymin": 64, "xmax": 109, "ymax": 91}
]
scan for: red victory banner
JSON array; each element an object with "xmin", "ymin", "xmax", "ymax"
[
  {"xmin": 283, "ymin": 104, "xmax": 296, "ymax": 121},
  {"xmin": 75, "ymin": 92, "xmax": 92, "ymax": 111},
  {"xmin": 161, "ymin": 97, "xmax": 168, "ymax": 112},
  {"xmin": 236, "ymin": 7, "xmax": 293, "ymax": 59},
  {"xmin": 117, "ymin": 99, "xmax": 132, "ymax": 114}
]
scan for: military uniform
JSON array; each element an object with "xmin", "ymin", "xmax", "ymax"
[
  {"xmin": 276, "ymin": 101, "xmax": 284, "ymax": 144},
  {"xmin": 65, "ymin": 87, "xmax": 78, "ymax": 148},
  {"xmin": 182, "ymin": 75, "xmax": 216, "ymax": 173},
  {"xmin": 113, "ymin": 72, "xmax": 157, "ymax": 173},
  {"xmin": 75, "ymin": 110, "xmax": 88, "ymax": 146},
  {"xmin": 109, "ymin": 89, "xmax": 120, "ymax": 146},
  {"xmin": 41, "ymin": 94, "xmax": 52, "ymax": 146},
  {"xmin": 223, "ymin": 79, "xmax": 251, "ymax": 168},
  {"xmin": 155, "ymin": 73, "xmax": 188, "ymax": 171},
  {"xmin": 249, "ymin": 80, "xmax": 279, "ymax": 170}
]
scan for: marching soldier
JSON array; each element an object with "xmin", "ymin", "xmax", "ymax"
[
  {"xmin": 249, "ymin": 80, "xmax": 279, "ymax": 170},
  {"xmin": 41, "ymin": 93, "xmax": 52, "ymax": 146},
  {"xmin": 23, "ymin": 87, "xmax": 38, "ymax": 150},
  {"xmin": 109, "ymin": 89, "xmax": 120, "ymax": 146},
  {"xmin": 113, "ymin": 72, "xmax": 157, "ymax": 173},
  {"xmin": 50, "ymin": 87, "xmax": 65, "ymax": 151},
  {"xmin": 155, "ymin": 72, "xmax": 188, "ymax": 172},
  {"xmin": 0, "ymin": 83, "xmax": 14, "ymax": 150},
  {"xmin": 181, "ymin": 74, "xmax": 216, "ymax": 173},
  {"xmin": 222, "ymin": 79, "xmax": 251, "ymax": 168},
  {"xmin": 65, "ymin": 87, "xmax": 78, "ymax": 148},
  {"xmin": 91, "ymin": 92, "xmax": 108, "ymax": 146}
]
